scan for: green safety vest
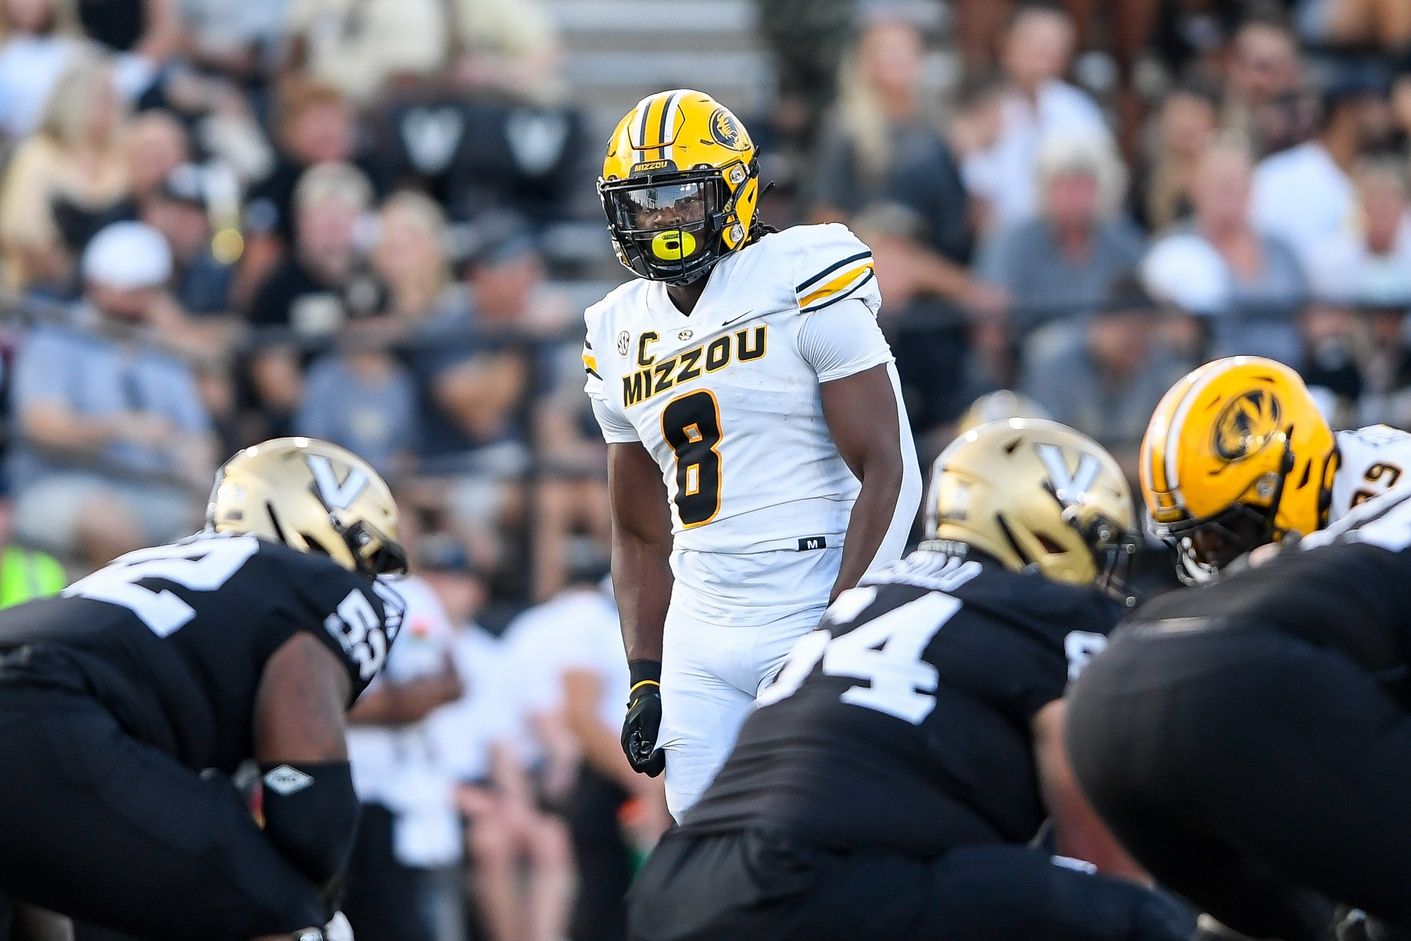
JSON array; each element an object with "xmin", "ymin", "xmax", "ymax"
[{"xmin": 0, "ymin": 546, "xmax": 66, "ymax": 608}]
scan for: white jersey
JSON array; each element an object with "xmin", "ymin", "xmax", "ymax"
[
  {"xmin": 1329, "ymin": 425, "xmax": 1411, "ymax": 522},
  {"xmin": 583, "ymin": 222, "xmax": 916, "ymax": 556}
]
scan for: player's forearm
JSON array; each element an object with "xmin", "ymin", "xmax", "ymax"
[
  {"xmin": 821, "ymin": 365, "xmax": 922, "ymax": 602},
  {"xmin": 611, "ymin": 530, "xmax": 673, "ymax": 661},
  {"xmin": 830, "ymin": 455, "xmax": 908, "ymax": 602},
  {"xmin": 1035, "ymin": 700, "xmax": 1152, "ymax": 884}
]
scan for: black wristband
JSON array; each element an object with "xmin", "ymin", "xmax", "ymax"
[{"xmin": 628, "ymin": 659, "xmax": 662, "ymax": 687}]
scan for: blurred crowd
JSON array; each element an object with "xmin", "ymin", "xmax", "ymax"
[{"xmin": 4, "ymin": 0, "xmax": 1411, "ymax": 937}]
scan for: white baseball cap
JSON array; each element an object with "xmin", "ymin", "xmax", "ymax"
[{"xmin": 81, "ymin": 221, "xmax": 173, "ymax": 290}]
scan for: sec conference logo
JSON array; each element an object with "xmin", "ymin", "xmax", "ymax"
[{"xmin": 1212, "ymin": 390, "xmax": 1283, "ymax": 461}]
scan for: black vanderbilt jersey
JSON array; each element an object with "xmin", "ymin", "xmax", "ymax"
[
  {"xmin": 1134, "ymin": 487, "xmax": 1411, "ymax": 698},
  {"xmin": 0, "ymin": 534, "xmax": 403, "ymax": 773},
  {"xmin": 683, "ymin": 550, "xmax": 1122, "ymax": 854}
]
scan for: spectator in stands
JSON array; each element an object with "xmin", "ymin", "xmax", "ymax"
[
  {"xmin": 961, "ymin": 3, "xmax": 1107, "ymax": 231},
  {"xmin": 1309, "ymin": 155, "xmax": 1411, "ymax": 307},
  {"xmin": 180, "ymin": 0, "xmax": 288, "ymax": 84},
  {"xmin": 284, "ymin": 0, "xmax": 446, "ymax": 107},
  {"xmin": 124, "ymin": 110, "xmax": 191, "ymax": 214},
  {"xmin": 345, "ymin": 568, "xmax": 466, "ymax": 941},
  {"xmin": 1154, "ymin": 132, "xmax": 1307, "ymax": 363},
  {"xmin": 407, "ymin": 215, "xmax": 566, "ymax": 579},
  {"xmin": 556, "ymin": 553, "xmax": 670, "ymax": 941},
  {"xmin": 244, "ymin": 161, "xmax": 384, "ymax": 436},
  {"xmin": 807, "ymin": 11, "xmax": 962, "ymax": 256},
  {"xmin": 296, "ymin": 340, "xmax": 417, "ymax": 479},
  {"xmin": 140, "ymin": 164, "xmax": 237, "ymax": 317},
  {"xmin": 75, "ymin": 0, "xmax": 181, "ymax": 61},
  {"xmin": 805, "ymin": 10, "xmax": 1000, "ymax": 315},
  {"xmin": 752, "ymin": 0, "xmax": 854, "ymax": 161},
  {"xmin": 0, "ymin": 0, "xmax": 84, "ymax": 142},
  {"xmin": 420, "ymin": 535, "xmax": 553, "ymax": 941},
  {"xmin": 1221, "ymin": 16, "xmax": 1305, "ymax": 157},
  {"xmin": 1134, "ymin": 80, "xmax": 1220, "ymax": 233},
  {"xmin": 1018, "ymin": 275, "xmax": 1190, "ymax": 475},
  {"xmin": 530, "ymin": 350, "xmax": 613, "ymax": 600},
  {"xmin": 8, "ymin": 221, "xmax": 214, "ymax": 570},
  {"xmin": 450, "ymin": 0, "xmax": 564, "ymax": 105},
  {"xmin": 0, "ymin": 487, "xmax": 65, "ymax": 608},
  {"xmin": 243, "ymin": 78, "xmax": 362, "ymax": 251},
  {"xmin": 1306, "ymin": 157, "xmax": 1411, "ymax": 428},
  {"xmin": 373, "ymin": 191, "xmax": 467, "ymax": 334},
  {"xmin": 1317, "ymin": 0, "xmax": 1411, "ymax": 53},
  {"xmin": 976, "ymin": 132, "xmax": 1145, "ymax": 331},
  {"xmin": 291, "ymin": 190, "xmax": 451, "ymax": 479},
  {"xmin": 1150, "ymin": 0, "xmax": 1242, "ymax": 80},
  {"xmin": 851, "ymin": 201, "xmax": 985, "ymax": 460},
  {"xmin": 1251, "ymin": 67, "xmax": 1392, "ymax": 270},
  {"xmin": 0, "ymin": 51, "xmax": 129, "ymax": 293}
]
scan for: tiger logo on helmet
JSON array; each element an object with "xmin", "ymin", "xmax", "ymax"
[
  {"xmin": 1139, "ymin": 356, "xmax": 1336, "ymax": 582},
  {"xmin": 598, "ymin": 89, "xmax": 761, "ymax": 285}
]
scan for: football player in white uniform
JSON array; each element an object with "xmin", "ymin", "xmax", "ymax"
[
  {"xmin": 1140, "ymin": 355, "xmax": 1411, "ymax": 581},
  {"xmin": 583, "ymin": 89, "xmax": 922, "ymax": 816}
]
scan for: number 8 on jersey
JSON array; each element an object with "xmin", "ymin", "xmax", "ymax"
[{"xmin": 663, "ymin": 390, "xmax": 724, "ymax": 527}]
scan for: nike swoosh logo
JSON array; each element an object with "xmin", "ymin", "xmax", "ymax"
[{"xmin": 719, "ymin": 309, "xmax": 754, "ymax": 327}]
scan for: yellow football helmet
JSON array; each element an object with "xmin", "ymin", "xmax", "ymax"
[
  {"xmin": 207, "ymin": 437, "xmax": 407, "ymax": 577},
  {"xmin": 1140, "ymin": 356, "xmax": 1336, "ymax": 580},
  {"xmin": 925, "ymin": 419, "xmax": 1139, "ymax": 601},
  {"xmin": 598, "ymin": 89, "xmax": 761, "ymax": 285}
]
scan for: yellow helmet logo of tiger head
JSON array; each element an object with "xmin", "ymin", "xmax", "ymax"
[
  {"xmin": 1211, "ymin": 389, "xmax": 1283, "ymax": 462},
  {"xmin": 708, "ymin": 108, "xmax": 747, "ymax": 150}
]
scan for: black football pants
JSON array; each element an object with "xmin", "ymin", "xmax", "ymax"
[
  {"xmin": 0, "ymin": 684, "xmax": 326, "ymax": 940},
  {"xmin": 627, "ymin": 828, "xmax": 1195, "ymax": 941},
  {"xmin": 1067, "ymin": 624, "xmax": 1411, "ymax": 941}
]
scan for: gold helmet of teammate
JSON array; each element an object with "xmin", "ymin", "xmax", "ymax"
[
  {"xmin": 207, "ymin": 437, "xmax": 407, "ymax": 577},
  {"xmin": 1140, "ymin": 356, "xmax": 1336, "ymax": 581},
  {"xmin": 925, "ymin": 419, "xmax": 1139, "ymax": 601},
  {"xmin": 598, "ymin": 89, "xmax": 761, "ymax": 285}
]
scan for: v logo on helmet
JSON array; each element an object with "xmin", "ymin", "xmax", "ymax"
[
  {"xmin": 1212, "ymin": 390, "xmax": 1282, "ymax": 462},
  {"xmin": 1035, "ymin": 444, "xmax": 1101, "ymax": 505},
  {"xmin": 308, "ymin": 455, "xmax": 370, "ymax": 511}
]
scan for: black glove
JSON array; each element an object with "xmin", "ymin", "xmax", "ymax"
[{"xmin": 621, "ymin": 659, "xmax": 665, "ymax": 777}]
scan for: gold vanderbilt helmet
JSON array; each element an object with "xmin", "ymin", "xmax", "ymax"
[
  {"xmin": 598, "ymin": 89, "xmax": 761, "ymax": 285},
  {"xmin": 926, "ymin": 419, "xmax": 1139, "ymax": 601},
  {"xmin": 207, "ymin": 437, "xmax": 407, "ymax": 577},
  {"xmin": 1140, "ymin": 356, "xmax": 1336, "ymax": 581}
]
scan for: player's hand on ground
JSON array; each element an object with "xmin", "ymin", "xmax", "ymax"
[{"xmin": 622, "ymin": 661, "xmax": 665, "ymax": 777}]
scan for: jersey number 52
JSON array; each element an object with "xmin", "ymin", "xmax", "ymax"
[{"xmin": 64, "ymin": 537, "xmax": 259, "ymax": 637}]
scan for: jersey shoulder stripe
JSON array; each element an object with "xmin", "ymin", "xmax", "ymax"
[
  {"xmin": 800, "ymin": 267, "xmax": 876, "ymax": 313},
  {"xmin": 796, "ymin": 249, "xmax": 872, "ymax": 294},
  {"xmin": 783, "ymin": 222, "xmax": 881, "ymax": 316}
]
